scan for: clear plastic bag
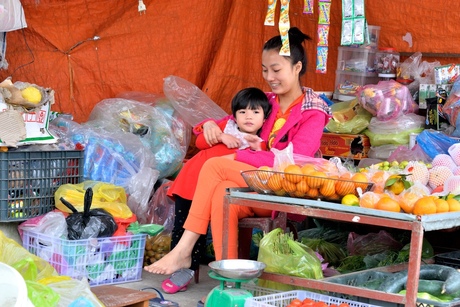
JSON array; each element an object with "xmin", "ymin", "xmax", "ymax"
[
  {"xmin": 357, "ymin": 80, "xmax": 418, "ymax": 121},
  {"xmin": 163, "ymin": 75, "xmax": 228, "ymax": 127},
  {"xmin": 0, "ymin": 0, "xmax": 27, "ymax": 32},
  {"xmin": 367, "ymin": 113, "xmax": 425, "ymax": 134},
  {"xmin": 18, "ymin": 211, "xmax": 68, "ymax": 240}
]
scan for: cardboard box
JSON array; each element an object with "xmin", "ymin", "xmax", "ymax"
[{"xmin": 320, "ymin": 133, "xmax": 370, "ymax": 160}]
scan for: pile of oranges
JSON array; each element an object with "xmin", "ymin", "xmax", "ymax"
[
  {"xmin": 250, "ymin": 162, "xmax": 460, "ymax": 216},
  {"xmin": 251, "ymin": 164, "xmax": 372, "ymax": 201}
]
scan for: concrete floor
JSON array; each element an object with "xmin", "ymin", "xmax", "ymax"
[{"xmin": 120, "ymin": 265, "xmax": 218, "ymax": 307}]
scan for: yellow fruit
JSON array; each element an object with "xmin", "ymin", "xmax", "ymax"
[
  {"xmin": 21, "ymin": 86, "xmax": 42, "ymax": 104},
  {"xmin": 341, "ymin": 194, "xmax": 359, "ymax": 206},
  {"xmin": 282, "ymin": 178, "xmax": 297, "ymax": 193},
  {"xmin": 385, "ymin": 174, "xmax": 407, "ymax": 195},
  {"xmin": 296, "ymin": 180, "xmax": 309, "ymax": 194},
  {"xmin": 359, "ymin": 192, "xmax": 382, "ymax": 209},
  {"xmin": 257, "ymin": 166, "xmax": 273, "ymax": 182}
]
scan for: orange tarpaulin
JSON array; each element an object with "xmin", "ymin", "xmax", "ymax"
[{"xmin": 1, "ymin": 0, "xmax": 460, "ymax": 124}]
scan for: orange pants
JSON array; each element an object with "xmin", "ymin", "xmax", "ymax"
[{"xmin": 183, "ymin": 157, "xmax": 272, "ymax": 260}]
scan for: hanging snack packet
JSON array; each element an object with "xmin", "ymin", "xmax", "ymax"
[
  {"xmin": 264, "ymin": 0, "xmax": 277, "ymax": 26},
  {"xmin": 303, "ymin": 0, "xmax": 314, "ymax": 14}
]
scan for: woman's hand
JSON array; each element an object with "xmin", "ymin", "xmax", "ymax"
[
  {"xmin": 203, "ymin": 121, "xmax": 223, "ymax": 147},
  {"xmin": 221, "ymin": 134, "xmax": 242, "ymax": 149},
  {"xmin": 244, "ymin": 134, "xmax": 262, "ymax": 151}
]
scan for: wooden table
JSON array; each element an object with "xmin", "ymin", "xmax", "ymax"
[
  {"xmin": 91, "ymin": 285, "xmax": 156, "ymax": 307},
  {"xmin": 222, "ymin": 187, "xmax": 460, "ymax": 307}
]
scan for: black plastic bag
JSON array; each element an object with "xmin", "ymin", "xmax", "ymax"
[{"xmin": 60, "ymin": 187, "xmax": 118, "ymax": 240}]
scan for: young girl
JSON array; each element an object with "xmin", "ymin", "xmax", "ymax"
[
  {"xmin": 164, "ymin": 87, "xmax": 270, "ymax": 287},
  {"xmin": 145, "ymin": 27, "xmax": 331, "ymax": 277}
]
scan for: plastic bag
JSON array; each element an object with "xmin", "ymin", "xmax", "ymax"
[
  {"xmin": 163, "ymin": 75, "xmax": 228, "ymax": 127},
  {"xmin": 357, "ymin": 80, "xmax": 418, "ymax": 121},
  {"xmin": 143, "ymin": 180, "xmax": 175, "ymax": 265},
  {"xmin": 60, "ymin": 187, "xmax": 118, "ymax": 240},
  {"xmin": 367, "ymin": 113, "xmax": 425, "ymax": 134},
  {"xmin": 387, "ymin": 145, "xmax": 431, "ymax": 163},
  {"xmin": 0, "ymin": 0, "xmax": 27, "ymax": 32},
  {"xmin": 18, "ymin": 211, "xmax": 68, "ymax": 240},
  {"xmin": 347, "ymin": 230, "xmax": 403, "ymax": 256},
  {"xmin": 257, "ymin": 228, "xmax": 323, "ymax": 291},
  {"xmin": 326, "ymin": 99, "xmax": 373, "ymax": 134},
  {"xmin": 416, "ymin": 129, "xmax": 460, "ymax": 159},
  {"xmin": 55, "ymin": 181, "xmax": 132, "ymax": 219},
  {"xmin": 364, "ymin": 127, "xmax": 424, "ymax": 146},
  {"xmin": 442, "ymin": 77, "xmax": 460, "ymax": 129}
]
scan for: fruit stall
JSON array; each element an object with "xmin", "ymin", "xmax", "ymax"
[{"xmin": 223, "ymin": 187, "xmax": 460, "ymax": 307}]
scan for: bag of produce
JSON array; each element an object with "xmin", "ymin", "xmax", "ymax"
[{"xmin": 257, "ymin": 228, "xmax": 323, "ymax": 291}]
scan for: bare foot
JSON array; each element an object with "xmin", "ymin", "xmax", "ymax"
[{"xmin": 144, "ymin": 248, "xmax": 192, "ymax": 275}]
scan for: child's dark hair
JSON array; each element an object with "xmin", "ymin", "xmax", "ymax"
[
  {"xmin": 231, "ymin": 87, "xmax": 271, "ymax": 119},
  {"xmin": 263, "ymin": 27, "xmax": 311, "ymax": 77}
]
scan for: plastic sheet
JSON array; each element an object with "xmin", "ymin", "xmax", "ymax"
[{"xmin": 163, "ymin": 75, "xmax": 228, "ymax": 127}]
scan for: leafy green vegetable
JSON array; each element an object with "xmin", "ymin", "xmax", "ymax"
[{"xmin": 301, "ymin": 238, "xmax": 347, "ymax": 267}]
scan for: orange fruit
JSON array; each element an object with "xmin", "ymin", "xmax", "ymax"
[
  {"xmin": 412, "ymin": 196, "xmax": 437, "ymax": 215},
  {"xmin": 300, "ymin": 164, "xmax": 316, "ymax": 176},
  {"xmin": 257, "ymin": 166, "xmax": 273, "ymax": 182},
  {"xmin": 296, "ymin": 180, "xmax": 309, "ymax": 194},
  {"xmin": 447, "ymin": 198, "xmax": 460, "ymax": 212},
  {"xmin": 319, "ymin": 179, "xmax": 336, "ymax": 197},
  {"xmin": 282, "ymin": 178, "xmax": 297, "ymax": 193},
  {"xmin": 359, "ymin": 192, "xmax": 381, "ymax": 209},
  {"xmin": 305, "ymin": 188, "xmax": 319, "ymax": 199},
  {"xmin": 267, "ymin": 173, "xmax": 283, "ymax": 191},
  {"xmin": 306, "ymin": 171, "xmax": 327, "ymax": 188},
  {"xmin": 336, "ymin": 175, "xmax": 356, "ymax": 196},
  {"xmin": 375, "ymin": 197, "xmax": 401, "ymax": 212},
  {"xmin": 434, "ymin": 198, "xmax": 449, "ymax": 213},
  {"xmin": 398, "ymin": 192, "xmax": 418, "ymax": 214},
  {"xmin": 284, "ymin": 164, "xmax": 303, "ymax": 183},
  {"xmin": 370, "ymin": 171, "xmax": 387, "ymax": 194},
  {"xmin": 351, "ymin": 173, "xmax": 369, "ymax": 191}
]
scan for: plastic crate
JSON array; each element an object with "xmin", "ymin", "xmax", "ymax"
[
  {"xmin": 435, "ymin": 251, "xmax": 460, "ymax": 269},
  {"xmin": 244, "ymin": 290, "xmax": 381, "ymax": 307},
  {"xmin": 0, "ymin": 150, "xmax": 83, "ymax": 222},
  {"xmin": 323, "ymin": 270, "xmax": 460, "ymax": 307},
  {"xmin": 22, "ymin": 230, "xmax": 146, "ymax": 286}
]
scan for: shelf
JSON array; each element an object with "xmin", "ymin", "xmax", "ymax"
[{"xmin": 223, "ymin": 188, "xmax": 460, "ymax": 307}]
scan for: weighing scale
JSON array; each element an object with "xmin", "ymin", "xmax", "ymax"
[{"xmin": 205, "ymin": 259, "xmax": 266, "ymax": 307}]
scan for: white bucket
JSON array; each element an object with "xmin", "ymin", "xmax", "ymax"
[{"xmin": 0, "ymin": 262, "xmax": 33, "ymax": 307}]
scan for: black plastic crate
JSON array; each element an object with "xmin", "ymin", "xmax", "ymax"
[
  {"xmin": 0, "ymin": 150, "xmax": 84, "ymax": 222},
  {"xmin": 435, "ymin": 251, "xmax": 460, "ymax": 269}
]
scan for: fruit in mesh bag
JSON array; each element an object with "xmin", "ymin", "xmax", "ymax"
[
  {"xmin": 448, "ymin": 143, "xmax": 460, "ymax": 166},
  {"xmin": 443, "ymin": 175, "xmax": 460, "ymax": 195},
  {"xmin": 404, "ymin": 161, "xmax": 429, "ymax": 185},
  {"xmin": 432, "ymin": 154, "xmax": 457, "ymax": 170},
  {"xmin": 428, "ymin": 166, "xmax": 454, "ymax": 189}
]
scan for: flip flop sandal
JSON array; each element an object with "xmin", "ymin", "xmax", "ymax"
[{"xmin": 161, "ymin": 268, "xmax": 195, "ymax": 294}]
